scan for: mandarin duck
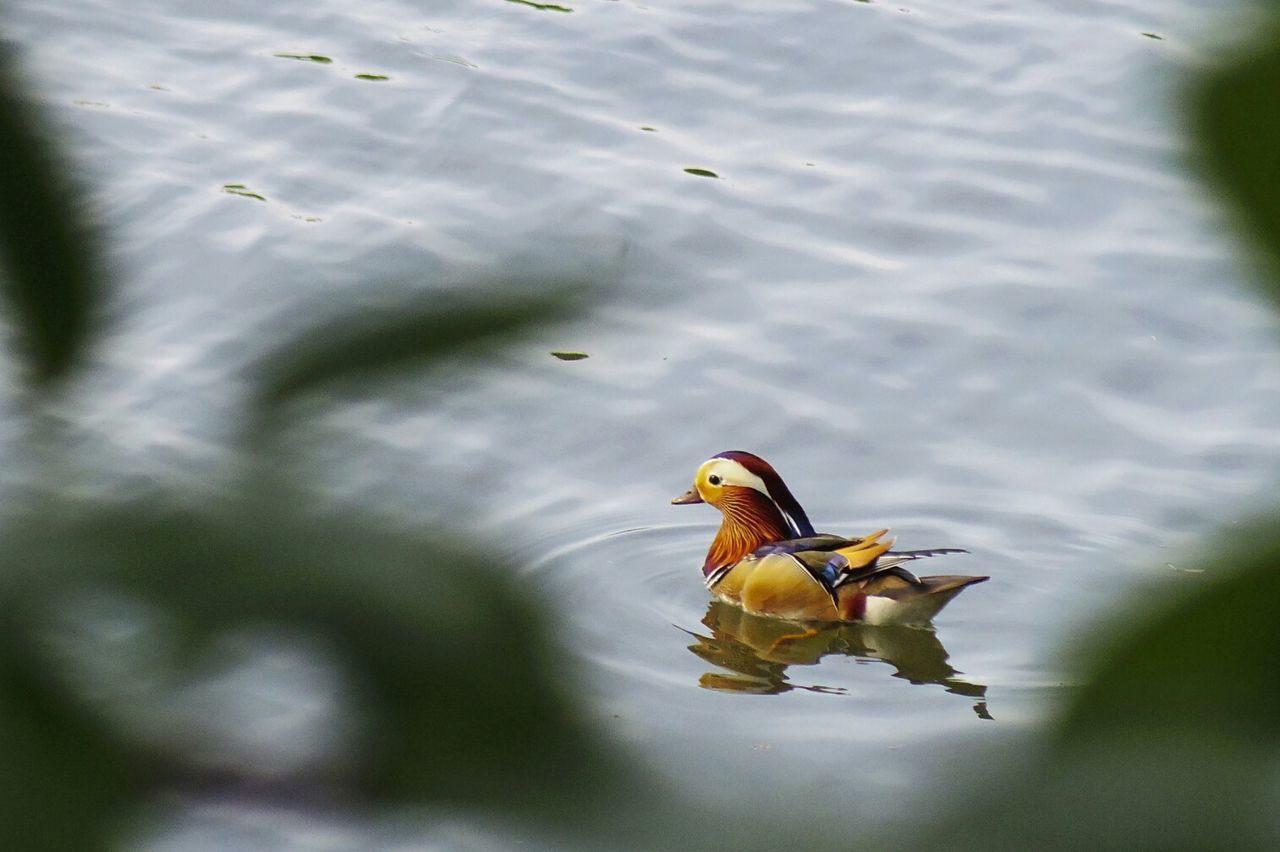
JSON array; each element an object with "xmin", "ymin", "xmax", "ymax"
[{"xmin": 672, "ymin": 451, "xmax": 987, "ymax": 625}]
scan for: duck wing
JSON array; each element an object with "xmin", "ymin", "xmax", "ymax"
[
  {"xmin": 788, "ymin": 532, "xmax": 968, "ymax": 591},
  {"xmin": 749, "ymin": 532, "xmax": 875, "ymax": 558}
]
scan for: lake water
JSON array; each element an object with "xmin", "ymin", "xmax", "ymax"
[{"xmin": 4, "ymin": 0, "xmax": 1279, "ymax": 847}]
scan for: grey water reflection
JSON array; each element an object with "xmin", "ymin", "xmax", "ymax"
[{"xmin": 685, "ymin": 601, "xmax": 990, "ymax": 719}]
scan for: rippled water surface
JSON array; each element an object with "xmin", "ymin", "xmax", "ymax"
[{"xmin": 5, "ymin": 0, "xmax": 1280, "ymax": 846}]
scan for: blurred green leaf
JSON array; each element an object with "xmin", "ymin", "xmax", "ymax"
[
  {"xmin": 914, "ymin": 740, "xmax": 1280, "ymax": 850},
  {"xmin": 1193, "ymin": 25, "xmax": 1280, "ymax": 301},
  {"xmin": 0, "ymin": 498, "xmax": 622, "ymax": 812},
  {"xmin": 1054, "ymin": 527, "xmax": 1280, "ymax": 748},
  {"xmin": 0, "ymin": 50, "xmax": 100, "ymax": 388},
  {"xmin": 916, "ymin": 533, "xmax": 1280, "ymax": 848},
  {"xmin": 0, "ymin": 639, "xmax": 137, "ymax": 851},
  {"xmin": 248, "ymin": 285, "xmax": 585, "ymax": 425}
]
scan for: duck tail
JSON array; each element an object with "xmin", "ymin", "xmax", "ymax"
[
  {"xmin": 914, "ymin": 574, "xmax": 989, "ymax": 595},
  {"xmin": 864, "ymin": 574, "xmax": 990, "ymax": 625}
]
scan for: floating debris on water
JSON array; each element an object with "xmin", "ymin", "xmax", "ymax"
[
  {"xmin": 1141, "ymin": 32, "xmax": 1163, "ymax": 40},
  {"xmin": 506, "ymin": 0, "xmax": 573, "ymax": 11},
  {"xmin": 223, "ymin": 183, "xmax": 266, "ymax": 201},
  {"xmin": 355, "ymin": 73, "xmax": 389, "ymax": 81},
  {"xmin": 273, "ymin": 53, "xmax": 333, "ymax": 64},
  {"xmin": 550, "ymin": 351, "xmax": 589, "ymax": 361},
  {"xmin": 684, "ymin": 167, "xmax": 720, "ymax": 178}
]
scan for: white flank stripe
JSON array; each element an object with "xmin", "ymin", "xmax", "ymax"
[{"xmin": 862, "ymin": 596, "xmax": 898, "ymax": 626}]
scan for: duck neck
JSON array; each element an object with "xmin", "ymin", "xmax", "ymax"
[{"xmin": 702, "ymin": 489, "xmax": 795, "ymax": 577}]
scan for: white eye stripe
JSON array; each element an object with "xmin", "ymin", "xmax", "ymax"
[{"xmin": 701, "ymin": 459, "xmax": 769, "ymax": 494}]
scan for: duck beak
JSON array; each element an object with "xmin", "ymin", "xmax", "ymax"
[{"xmin": 672, "ymin": 486, "xmax": 704, "ymax": 505}]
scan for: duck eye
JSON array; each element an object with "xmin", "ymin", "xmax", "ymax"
[{"xmin": 708, "ymin": 474, "xmax": 722, "ymax": 486}]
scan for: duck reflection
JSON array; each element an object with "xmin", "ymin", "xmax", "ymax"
[{"xmin": 684, "ymin": 600, "xmax": 990, "ymax": 718}]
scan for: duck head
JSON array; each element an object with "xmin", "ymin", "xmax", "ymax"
[{"xmin": 673, "ymin": 451, "xmax": 816, "ymax": 577}]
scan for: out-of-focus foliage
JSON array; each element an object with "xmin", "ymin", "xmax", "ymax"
[
  {"xmin": 916, "ymin": 544, "xmax": 1280, "ymax": 847},
  {"xmin": 249, "ymin": 288, "xmax": 582, "ymax": 422},
  {"xmin": 1194, "ymin": 23, "xmax": 1280, "ymax": 297},
  {"xmin": 0, "ymin": 504, "xmax": 619, "ymax": 807},
  {"xmin": 0, "ymin": 48, "xmax": 98, "ymax": 390},
  {"xmin": 1055, "ymin": 523, "xmax": 1280, "ymax": 747},
  {"xmin": 909, "ymin": 20, "xmax": 1280, "ymax": 852},
  {"xmin": 0, "ymin": 46, "xmax": 628, "ymax": 850},
  {"xmin": 0, "ymin": 638, "xmax": 135, "ymax": 850}
]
